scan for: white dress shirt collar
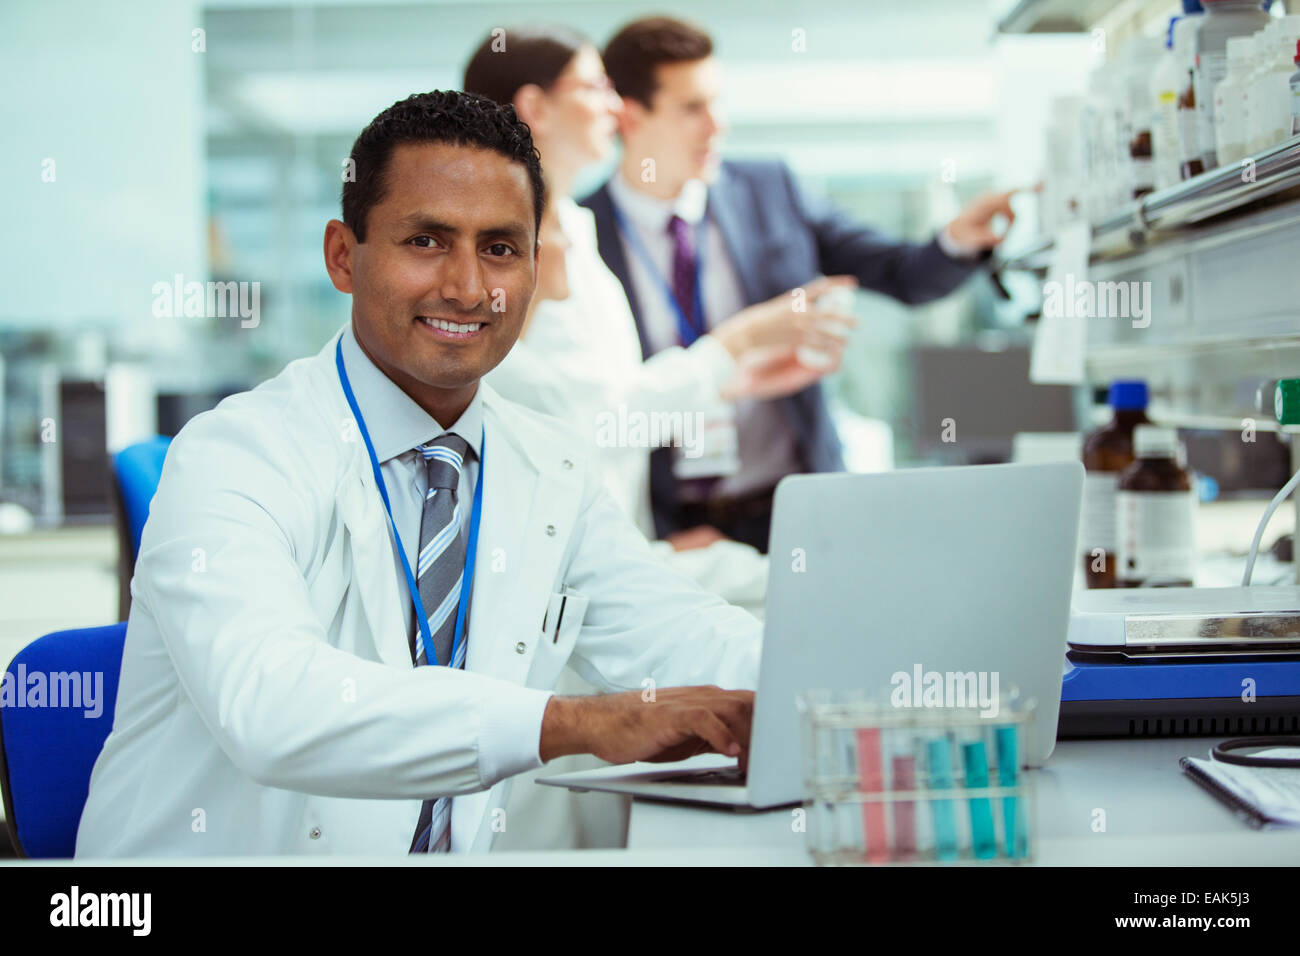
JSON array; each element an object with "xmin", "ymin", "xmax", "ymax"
[
  {"xmin": 339, "ymin": 322, "xmax": 483, "ymax": 464},
  {"xmin": 608, "ymin": 170, "xmax": 710, "ymax": 231}
]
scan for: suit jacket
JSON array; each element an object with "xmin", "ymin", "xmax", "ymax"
[
  {"xmin": 74, "ymin": 324, "xmax": 760, "ymax": 858},
  {"xmin": 581, "ymin": 159, "xmax": 982, "ymax": 538}
]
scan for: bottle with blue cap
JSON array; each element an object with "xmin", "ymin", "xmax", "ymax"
[{"xmin": 1082, "ymin": 381, "xmax": 1151, "ymax": 588}]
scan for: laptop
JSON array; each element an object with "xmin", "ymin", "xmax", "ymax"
[{"xmin": 538, "ymin": 461, "xmax": 1084, "ymax": 809}]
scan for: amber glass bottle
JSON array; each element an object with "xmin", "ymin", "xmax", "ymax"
[
  {"xmin": 1081, "ymin": 382, "xmax": 1151, "ymax": 588},
  {"xmin": 1116, "ymin": 426, "xmax": 1196, "ymax": 588}
]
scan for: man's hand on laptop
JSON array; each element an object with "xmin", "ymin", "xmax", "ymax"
[{"xmin": 540, "ymin": 687, "xmax": 754, "ymax": 772}]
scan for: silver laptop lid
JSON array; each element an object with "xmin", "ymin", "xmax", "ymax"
[{"xmin": 747, "ymin": 462, "xmax": 1083, "ymax": 808}]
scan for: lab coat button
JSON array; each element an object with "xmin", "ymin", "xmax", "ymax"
[
  {"xmin": 545, "ymin": 524, "xmax": 556, "ymax": 536},
  {"xmin": 309, "ymin": 827, "xmax": 321, "ymax": 840},
  {"xmin": 515, "ymin": 641, "xmax": 526, "ymax": 654}
]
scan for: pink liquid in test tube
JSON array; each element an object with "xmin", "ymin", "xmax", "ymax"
[{"xmin": 855, "ymin": 728, "xmax": 889, "ymax": 862}]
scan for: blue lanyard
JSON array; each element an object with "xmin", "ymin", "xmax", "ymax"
[
  {"xmin": 610, "ymin": 202, "xmax": 707, "ymax": 346},
  {"xmin": 334, "ymin": 337, "xmax": 484, "ymax": 669}
]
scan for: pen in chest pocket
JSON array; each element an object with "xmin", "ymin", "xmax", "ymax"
[{"xmin": 542, "ymin": 592, "xmax": 569, "ymax": 643}]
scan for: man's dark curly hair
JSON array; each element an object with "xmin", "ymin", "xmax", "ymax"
[{"xmin": 341, "ymin": 89, "xmax": 545, "ymax": 243}]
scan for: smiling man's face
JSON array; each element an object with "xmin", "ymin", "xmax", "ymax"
[{"xmin": 325, "ymin": 140, "xmax": 538, "ymax": 422}]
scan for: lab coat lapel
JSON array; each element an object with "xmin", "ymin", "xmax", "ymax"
[
  {"xmin": 336, "ymin": 447, "xmax": 413, "ymax": 669},
  {"xmin": 462, "ymin": 411, "xmax": 541, "ymax": 682}
]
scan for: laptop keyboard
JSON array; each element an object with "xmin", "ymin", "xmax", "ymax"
[{"xmin": 650, "ymin": 765, "xmax": 746, "ymax": 786}]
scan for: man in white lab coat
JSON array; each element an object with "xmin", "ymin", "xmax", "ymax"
[{"xmin": 75, "ymin": 90, "xmax": 760, "ymax": 857}]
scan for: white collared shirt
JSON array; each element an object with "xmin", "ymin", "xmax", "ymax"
[
  {"xmin": 340, "ymin": 322, "xmax": 482, "ymax": 642},
  {"xmin": 606, "ymin": 172, "xmax": 806, "ymax": 499}
]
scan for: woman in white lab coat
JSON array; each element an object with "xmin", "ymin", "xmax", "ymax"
[
  {"xmin": 466, "ymin": 27, "xmax": 850, "ymax": 614},
  {"xmin": 460, "ymin": 28, "xmax": 794, "ymax": 852}
]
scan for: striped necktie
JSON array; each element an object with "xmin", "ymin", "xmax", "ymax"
[{"xmin": 409, "ymin": 432, "xmax": 471, "ymax": 853}]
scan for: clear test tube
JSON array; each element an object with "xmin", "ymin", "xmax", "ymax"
[
  {"xmin": 838, "ymin": 703, "xmax": 867, "ymax": 858},
  {"xmin": 994, "ymin": 693, "xmax": 1031, "ymax": 860},
  {"xmin": 797, "ymin": 691, "xmax": 836, "ymax": 859}
]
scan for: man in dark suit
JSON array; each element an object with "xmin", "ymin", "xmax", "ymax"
[{"xmin": 583, "ymin": 16, "xmax": 1016, "ymax": 553}]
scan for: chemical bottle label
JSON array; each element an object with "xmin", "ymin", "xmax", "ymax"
[
  {"xmin": 1081, "ymin": 472, "xmax": 1119, "ymax": 553},
  {"xmin": 1116, "ymin": 489, "xmax": 1197, "ymax": 584},
  {"xmin": 1131, "ymin": 158, "xmax": 1154, "ymax": 193}
]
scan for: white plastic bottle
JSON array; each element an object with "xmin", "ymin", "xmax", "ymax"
[
  {"xmin": 1256, "ymin": 17, "xmax": 1300, "ymax": 152},
  {"xmin": 1193, "ymin": 0, "xmax": 1272, "ymax": 170},
  {"xmin": 1175, "ymin": 17, "xmax": 1208, "ymax": 178},
  {"xmin": 1119, "ymin": 38, "xmax": 1163, "ymax": 199},
  {"xmin": 1290, "ymin": 39, "xmax": 1300, "ymax": 135},
  {"xmin": 1083, "ymin": 63, "xmax": 1122, "ymax": 219},
  {"xmin": 1151, "ymin": 16, "xmax": 1187, "ymax": 190},
  {"xmin": 1214, "ymin": 36, "xmax": 1253, "ymax": 163},
  {"xmin": 1243, "ymin": 23, "xmax": 1276, "ymax": 154}
]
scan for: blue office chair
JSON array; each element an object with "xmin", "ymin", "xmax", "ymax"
[
  {"xmin": 0, "ymin": 622, "xmax": 126, "ymax": 858},
  {"xmin": 111, "ymin": 436, "xmax": 171, "ymax": 618}
]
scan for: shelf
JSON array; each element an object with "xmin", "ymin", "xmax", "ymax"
[
  {"xmin": 998, "ymin": 137, "xmax": 1300, "ymax": 426},
  {"xmin": 997, "ymin": 0, "xmax": 1129, "ymax": 34},
  {"xmin": 999, "ymin": 136, "xmax": 1300, "ymax": 273}
]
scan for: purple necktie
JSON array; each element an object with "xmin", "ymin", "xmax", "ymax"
[
  {"xmin": 667, "ymin": 214, "xmax": 704, "ymax": 345},
  {"xmin": 667, "ymin": 213, "xmax": 719, "ymax": 503}
]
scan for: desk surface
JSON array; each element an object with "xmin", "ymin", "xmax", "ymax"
[
  {"xmin": 625, "ymin": 737, "xmax": 1300, "ymax": 865},
  {"xmin": 8, "ymin": 741, "xmax": 1300, "ymax": 866}
]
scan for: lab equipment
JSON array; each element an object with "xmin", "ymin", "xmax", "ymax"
[
  {"xmin": 927, "ymin": 735, "xmax": 959, "ymax": 862},
  {"xmin": 855, "ymin": 728, "xmax": 889, "ymax": 862},
  {"xmin": 995, "ymin": 726, "xmax": 1025, "ymax": 857},
  {"xmin": 799, "ymin": 691, "xmax": 1036, "ymax": 866},
  {"xmin": 960, "ymin": 737, "xmax": 997, "ymax": 859},
  {"xmin": 891, "ymin": 751, "xmax": 918, "ymax": 859},
  {"xmin": 1063, "ymin": 586, "xmax": 1300, "ymax": 738}
]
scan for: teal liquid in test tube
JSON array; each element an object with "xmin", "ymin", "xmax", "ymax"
[
  {"xmin": 926, "ymin": 736, "xmax": 958, "ymax": 861},
  {"xmin": 961, "ymin": 738, "xmax": 997, "ymax": 860},
  {"xmin": 995, "ymin": 725, "xmax": 1024, "ymax": 859}
]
